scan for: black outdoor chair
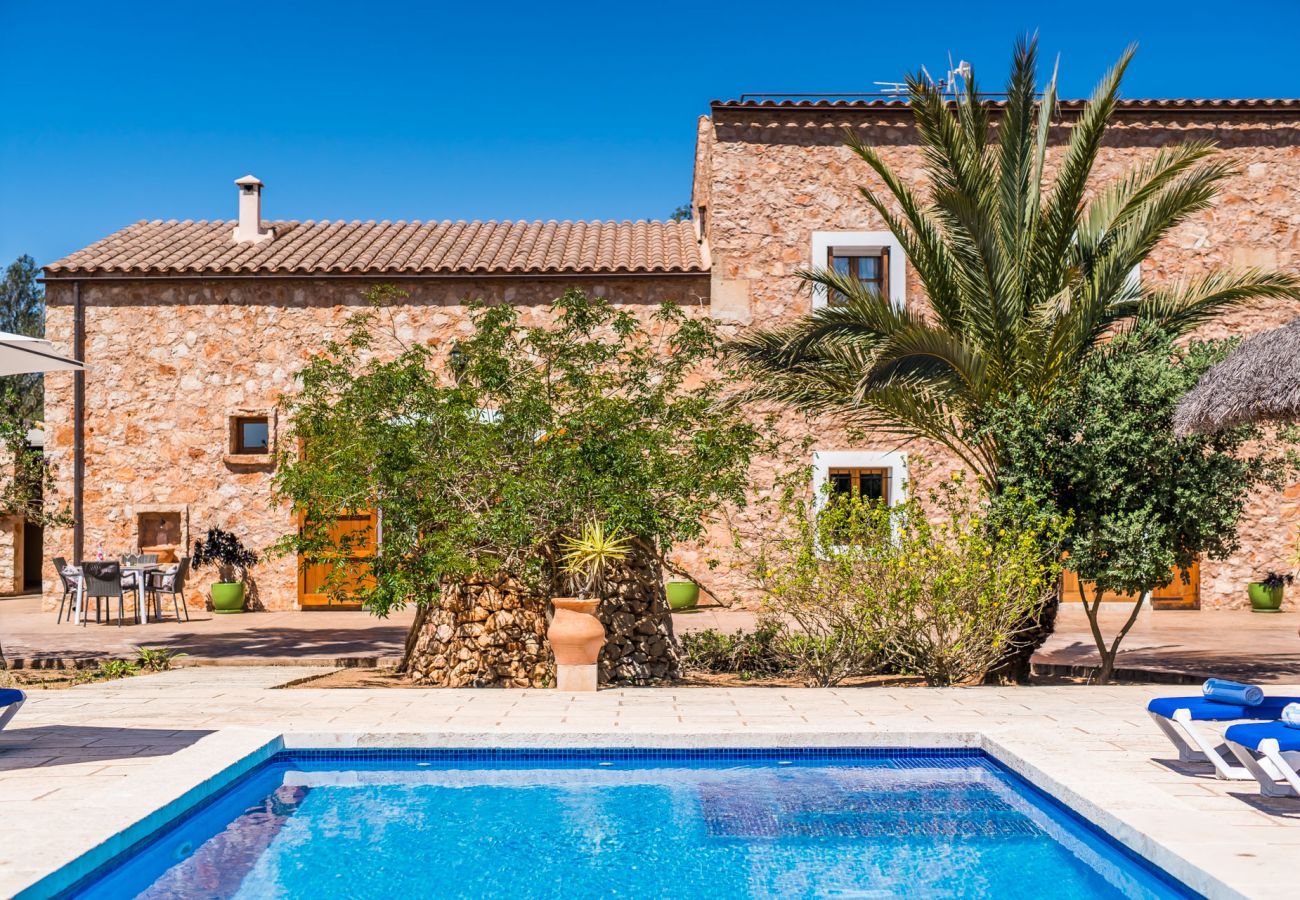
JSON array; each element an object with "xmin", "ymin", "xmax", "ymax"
[
  {"xmin": 53, "ymin": 556, "xmax": 77, "ymax": 624},
  {"xmin": 81, "ymin": 561, "xmax": 134, "ymax": 627},
  {"xmin": 146, "ymin": 557, "xmax": 190, "ymax": 622}
]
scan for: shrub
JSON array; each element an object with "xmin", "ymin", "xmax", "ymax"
[
  {"xmin": 95, "ymin": 659, "xmax": 139, "ymax": 680},
  {"xmin": 752, "ymin": 475, "xmax": 1064, "ymax": 687},
  {"xmin": 135, "ymin": 647, "xmax": 187, "ymax": 672},
  {"xmin": 680, "ymin": 624, "xmax": 789, "ymax": 679},
  {"xmin": 192, "ymin": 527, "xmax": 258, "ymax": 584}
]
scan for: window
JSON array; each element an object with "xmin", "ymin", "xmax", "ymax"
[
  {"xmin": 811, "ymin": 231, "xmax": 906, "ymax": 312},
  {"xmin": 828, "ymin": 250, "xmax": 889, "ymax": 304},
  {"xmin": 828, "ymin": 467, "xmax": 890, "ymax": 506},
  {"xmin": 234, "ymin": 416, "xmax": 270, "ymax": 454},
  {"xmin": 812, "ymin": 451, "xmax": 907, "ymax": 510}
]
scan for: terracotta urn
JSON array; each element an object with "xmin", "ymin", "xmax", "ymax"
[{"xmin": 548, "ymin": 597, "xmax": 604, "ymax": 691}]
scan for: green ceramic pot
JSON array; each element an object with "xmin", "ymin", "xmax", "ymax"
[
  {"xmin": 211, "ymin": 581, "xmax": 245, "ymax": 614},
  {"xmin": 666, "ymin": 581, "xmax": 700, "ymax": 611},
  {"xmin": 1247, "ymin": 582, "xmax": 1284, "ymax": 613}
]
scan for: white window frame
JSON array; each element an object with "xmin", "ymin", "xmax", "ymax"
[
  {"xmin": 1124, "ymin": 262, "xmax": 1141, "ymax": 297},
  {"xmin": 812, "ymin": 450, "xmax": 909, "ymax": 509},
  {"xmin": 811, "ymin": 231, "xmax": 907, "ymax": 312}
]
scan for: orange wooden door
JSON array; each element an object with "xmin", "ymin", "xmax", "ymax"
[
  {"xmin": 1060, "ymin": 559, "xmax": 1200, "ymax": 610},
  {"xmin": 297, "ymin": 510, "xmax": 377, "ymax": 610}
]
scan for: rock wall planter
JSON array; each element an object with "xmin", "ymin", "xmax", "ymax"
[
  {"xmin": 548, "ymin": 597, "xmax": 605, "ymax": 691},
  {"xmin": 405, "ymin": 574, "xmax": 549, "ymax": 687}
]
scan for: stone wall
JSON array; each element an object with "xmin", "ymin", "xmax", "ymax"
[
  {"xmin": 597, "ymin": 547, "xmax": 679, "ymax": 685},
  {"xmin": 41, "ymin": 275, "xmax": 709, "ymax": 612},
  {"xmin": 405, "ymin": 573, "xmax": 550, "ymax": 688},
  {"xmin": 693, "ymin": 104, "xmax": 1300, "ymax": 610}
]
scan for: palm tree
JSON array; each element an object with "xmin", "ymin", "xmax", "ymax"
[{"xmin": 729, "ymin": 37, "xmax": 1300, "ymax": 488}]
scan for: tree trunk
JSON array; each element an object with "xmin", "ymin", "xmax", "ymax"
[
  {"xmin": 1097, "ymin": 653, "xmax": 1116, "ymax": 685},
  {"xmin": 397, "ymin": 603, "xmax": 429, "ymax": 675},
  {"xmin": 1084, "ymin": 587, "xmax": 1147, "ymax": 686},
  {"xmin": 985, "ymin": 588, "xmax": 1061, "ymax": 684}
]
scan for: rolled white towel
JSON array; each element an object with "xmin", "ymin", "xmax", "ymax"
[{"xmin": 1282, "ymin": 703, "xmax": 1300, "ymax": 729}]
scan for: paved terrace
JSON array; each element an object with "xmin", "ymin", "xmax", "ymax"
[
  {"xmin": 5, "ymin": 593, "xmax": 1300, "ymax": 681},
  {"xmin": 0, "ymin": 668, "xmax": 1297, "ymax": 899}
]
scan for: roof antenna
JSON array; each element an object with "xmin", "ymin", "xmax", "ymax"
[{"xmin": 875, "ymin": 57, "xmax": 971, "ymax": 98}]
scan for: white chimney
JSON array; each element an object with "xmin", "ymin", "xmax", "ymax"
[{"xmin": 232, "ymin": 175, "xmax": 273, "ymax": 244}]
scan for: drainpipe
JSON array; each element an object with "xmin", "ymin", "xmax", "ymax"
[{"xmin": 72, "ymin": 281, "xmax": 84, "ymax": 564}]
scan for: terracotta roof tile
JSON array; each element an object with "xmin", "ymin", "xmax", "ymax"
[
  {"xmin": 713, "ymin": 97, "xmax": 1300, "ymax": 113},
  {"xmin": 46, "ymin": 219, "xmax": 706, "ymax": 278}
]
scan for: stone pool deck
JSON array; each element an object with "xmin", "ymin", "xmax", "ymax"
[{"xmin": 0, "ymin": 669, "xmax": 1296, "ymax": 898}]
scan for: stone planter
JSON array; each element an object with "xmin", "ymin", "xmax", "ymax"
[
  {"xmin": 548, "ymin": 597, "xmax": 605, "ymax": 691},
  {"xmin": 211, "ymin": 581, "xmax": 245, "ymax": 614}
]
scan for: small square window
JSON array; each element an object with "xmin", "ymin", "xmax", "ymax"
[
  {"xmin": 828, "ymin": 467, "xmax": 890, "ymax": 506},
  {"xmin": 234, "ymin": 416, "xmax": 270, "ymax": 454},
  {"xmin": 828, "ymin": 250, "xmax": 889, "ymax": 305}
]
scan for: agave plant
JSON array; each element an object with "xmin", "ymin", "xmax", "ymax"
[
  {"xmin": 728, "ymin": 37, "xmax": 1300, "ymax": 487},
  {"xmin": 559, "ymin": 521, "xmax": 632, "ymax": 600}
]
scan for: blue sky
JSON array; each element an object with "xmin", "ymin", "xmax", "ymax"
[{"xmin": 4, "ymin": 0, "xmax": 1300, "ymax": 267}]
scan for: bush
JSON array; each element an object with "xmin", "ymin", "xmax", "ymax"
[
  {"xmin": 752, "ymin": 475, "xmax": 1064, "ymax": 687},
  {"xmin": 680, "ymin": 623, "xmax": 789, "ymax": 679},
  {"xmin": 95, "ymin": 659, "xmax": 138, "ymax": 680},
  {"xmin": 192, "ymin": 527, "xmax": 258, "ymax": 583},
  {"xmin": 135, "ymin": 647, "xmax": 187, "ymax": 672}
]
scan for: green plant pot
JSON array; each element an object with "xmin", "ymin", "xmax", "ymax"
[
  {"xmin": 210, "ymin": 581, "xmax": 245, "ymax": 614},
  {"xmin": 1247, "ymin": 582, "xmax": 1284, "ymax": 613},
  {"xmin": 666, "ymin": 581, "xmax": 700, "ymax": 611}
]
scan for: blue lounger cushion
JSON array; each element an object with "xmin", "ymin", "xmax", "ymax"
[
  {"xmin": 0, "ymin": 689, "xmax": 23, "ymax": 708},
  {"xmin": 1225, "ymin": 721, "xmax": 1300, "ymax": 753},
  {"xmin": 1147, "ymin": 695, "xmax": 1300, "ymax": 721}
]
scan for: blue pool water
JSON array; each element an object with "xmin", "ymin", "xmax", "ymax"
[{"xmin": 65, "ymin": 749, "xmax": 1194, "ymax": 899}]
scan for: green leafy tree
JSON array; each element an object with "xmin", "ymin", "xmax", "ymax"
[
  {"xmin": 669, "ymin": 204, "xmax": 692, "ymax": 222},
  {"xmin": 0, "ymin": 256, "xmax": 47, "ymax": 421},
  {"xmin": 993, "ymin": 327, "xmax": 1293, "ymax": 683},
  {"xmin": 272, "ymin": 287, "xmax": 761, "ymax": 672},
  {"xmin": 727, "ymin": 38, "xmax": 1300, "ymax": 485}
]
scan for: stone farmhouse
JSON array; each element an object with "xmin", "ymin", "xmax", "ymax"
[{"xmin": 41, "ymin": 97, "xmax": 1300, "ymax": 613}]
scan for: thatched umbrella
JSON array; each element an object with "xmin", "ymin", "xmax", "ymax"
[{"xmin": 1174, "ymin": 318, "xmax": 1300, "ymax": 435}]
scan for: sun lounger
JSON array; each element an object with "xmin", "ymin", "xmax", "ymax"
[
  {"xmin": 1224, "ymin": 721, "xmax": 1300, "ymax": 798},
  {"xmin": 1147, "ymin": 694, "xmax": 1300, "ymax": 780},
  {"xmin": 0, "ymin": 688, "xmax": 25, "ymax": 731}
]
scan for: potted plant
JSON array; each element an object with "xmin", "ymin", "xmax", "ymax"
[
  {"xmin": 666, "ymin": 580, "xmax": 700, "ymax": 611},
  {"xmin": 192, "ymin": 526, "xmax": 259, "ymax": 614},
  {"xmin": 1247, "ymin": 571, "xmax": 1292, "ymax": 613},
  {"xmin": 548, "ymin": 521, "xmax": 631, "ymax": 690}
]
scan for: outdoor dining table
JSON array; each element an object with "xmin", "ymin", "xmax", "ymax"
[{"xmin": 66, "ymin": 562, "xmax": 167, "ymax": 625}]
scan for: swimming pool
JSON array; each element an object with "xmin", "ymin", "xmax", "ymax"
[{"xmin": 63, "ymin": 749, "xmax": 1194, "ymax": 899}]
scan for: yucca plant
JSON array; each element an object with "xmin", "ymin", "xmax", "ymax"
[
  {"xmin": 559, "ymin": 521, "xmax": 632, "ymax": 601},
  {"xmin": 728, "ymin": 36, "xmax": 1300, "ymax": 487}
]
